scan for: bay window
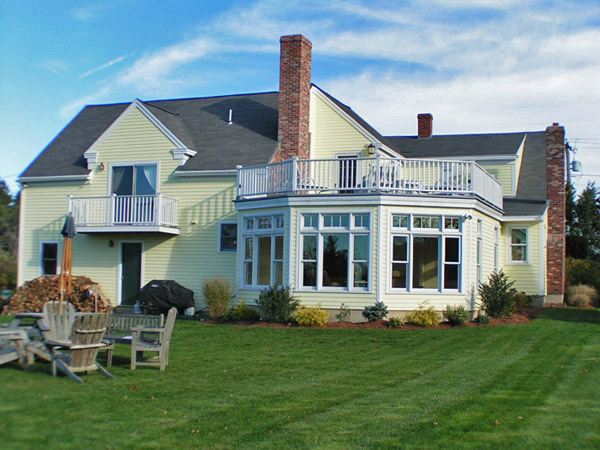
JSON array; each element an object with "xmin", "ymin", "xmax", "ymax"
[
  {"xmin": 390, "ymin": 214, "xmax": 462, "ymax": 292},
  {"xmin": 299, "ymin": 212, "xmax": 370, "ymax": 291},
  {"xmin": 242, "ymin": 214, "xmax": 284, "ymax": 287}
]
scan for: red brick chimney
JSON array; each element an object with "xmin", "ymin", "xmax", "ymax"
[
  {"xmin": 545, "ymin": 123, "xmax": 566, "ymax": 304},
  {"xmin": 274, "ymin": 34, "xmax": 312, "ymax": 162},
  {"xmin": 417, "ymin": 113, "xmax": 433, "ymax": 139}
]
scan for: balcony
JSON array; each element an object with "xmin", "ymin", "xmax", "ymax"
[
  {"xmin": 69, "ymin": 194, "xmax": 179, "ymax": 234},
  {"xmin": 237, "ymin": 157, "xmax": 503, "ymax": 209}
]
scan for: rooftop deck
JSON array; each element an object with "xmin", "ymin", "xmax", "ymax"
[{"xmin": 236, "ymin": 157, "xmax": 503, "ymax": 209}]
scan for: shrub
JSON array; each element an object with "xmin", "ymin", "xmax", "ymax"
[
  {"xmin": 388, "ymin": 317, "xmax": 405, "ymax": 328},
  {"xmin": 444, "ymin": 305, "xmax": 469, "ymax": 326},
  {"xmin": 405, "ymin": 302, "xmax": 441, "ymax": 327},
  {"xmin": 256, "ymin": 285, "xmax": 299, "ymax": 324},
  {"xmin": 477, "ymin": 314, "xmax": 491, "ymax": 324},
  {"xmin": 566, "ymin": 284, "xmax": 598, "ymax": 307},
  {"xmin": 513, "ymin": 291, "xmax": 533, "ymax": 312},
  {"xmin": 566, "ymin": 258, "xmax": 600, "ymax": 295},
  {"xmin": 335, "ymin": 303, "xmax": 352, "ymax": 322},
  {"xmin": 362, "ymin": 301, "xmax": 388, "ymax": 322},
  {"xmin": 202, "ymin": 277, "xmax": 233, "ymax": 320},
  {"xmin": 225, "ymin": 301, "xmax": 261, "ymax": 321},
  {"xmin": 294, "ymin": 303, "xmax": 329, "ymax": 326},
  {"xmin": 478, "ymin": 270, "xmax": 517, "ymax": 318}
]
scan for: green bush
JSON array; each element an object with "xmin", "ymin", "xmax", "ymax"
[
  {"xmin": 257, "ymin": 285, "xmax": 300, "ymax": 324},
  {"xmin": 513, "ymin": 291, "xmax": 533, "ymax": 312},
  {"xmin": 202, "ymin": 277, "xmax": 233, "ymax": 320},
  {"xmin": 444, "ymin": 305, "xmax": 469, "ymax": 326},
  {"xmin": 225, "ymin": 301, "xmax": 261, "ymax": 321},
  {"xmin": 405, "ymin": 303, "xmax": 441, "ymax": 327},
  {"xmin": 566, "ymin": 258, "xmax": 600, "ymax": 295},
  {"xmin": 566, "ymin": 284, "xmax": 598, "ymax": 307},
  {"xmin": 388, "ymin": 317, "xmax": 405, "ymax": 328},
  {"xmin": 294, "ymin": 303, "xmax": 329, "ymax": 326},
  {"xmin": 335, "ymin": 303, "xmax": 351, "ymax": 322},
  {"xmin": 477, "ymin": 314, "xmax": 491, "ymax": 324},
  {"xmin": 478, "ymin": 270, "xmax": 517, "ymax": 318},
  {"xmin": 362, "ymin": 301, "xmax": 388, "ymax": 322}
]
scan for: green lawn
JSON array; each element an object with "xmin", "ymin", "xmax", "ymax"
[{"xmin": 1, "ymin": 308, "xmax": 599, "ymax": 449}]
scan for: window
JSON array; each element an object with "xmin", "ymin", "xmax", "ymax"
[
  {"xmin": 509, "ymin": 227, "xmax": 528, "ymax": 263},
  {"xmin": 476, "ymin": 219, "xmax": 482, "ymax": 284},
  {"xmin": 390, "ymin": 213, "xmax": 461, "ymax": 292},
  {"xmin": 494, "ymin": 226, "xmax": 500, "ymax": 272},
  {"xmin": 41, "ymin": 242, "xmax": 59, "ymax": 275},
  {"xmin": 242, "ymin": 214, "xmax": 284, "ymax": 287},
  {"xmin": 299, "ymin": 212, "xmax": 370, "ymax": 291},
  {"xmin": 219, "ymin": 222, "xmax": 237, "ymax": 252},
  {"xmin": 112, "ymin": 164, "xmax": 157, "ymax": 196}
]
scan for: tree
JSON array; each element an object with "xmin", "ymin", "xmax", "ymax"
[
  {"xmin": 0, "ymin": 180, "xmax": 18, "ymax": 289},
  {"xmin": 567, "ymin": 182, "xmax": 600, "ymax": 259}
]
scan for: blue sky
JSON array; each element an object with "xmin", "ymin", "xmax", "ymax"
[{"xmin": 1, "ymin": 0, "xmax": 599, "ymax": 195}]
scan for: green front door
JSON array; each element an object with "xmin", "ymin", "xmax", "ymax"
[{"xmin": 121, "ymin": 242, "xmax": 142, "ymax": 305}]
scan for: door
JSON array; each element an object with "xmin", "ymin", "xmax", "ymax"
[{"xmin": 120, "ymin": 242, "xmax": 142, "ymax": 305}]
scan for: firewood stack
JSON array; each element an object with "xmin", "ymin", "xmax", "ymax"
[{"xmin": 2, "ymin": 275, "xmax": 112, "ymax": 314}]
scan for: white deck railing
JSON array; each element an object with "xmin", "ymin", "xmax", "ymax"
[
  {"xmin": 69, "ymin": 194, "xmax": 179, "ymax": 228},
  {"xmin": 237, "ymin": 157, "xmax": 503, "ymax": 209}
]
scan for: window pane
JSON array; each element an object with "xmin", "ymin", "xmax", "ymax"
[
  {"xmin": 245, "ymin": 218, "xmax": 254, "ymax": 230},
  {"xmin": 511, "ymin": 229, "xmax": 526, "ymax": 244},
  {"xmin": 303, "ymin": 235, "xmax": 316, "ymax": 260},
  {"xmin": 392, "ymin": 215, "xmax": 408, "ymax": 228},
  {"xmin": 392, "ymin": 263, "xmax": 407, "ymax": 288},
  {"xmin": 135, "ymin": 165, "xmax": 156, "ymax": 195},
  {"xmin": 323, "ymin": 234, "xmax": 348, "ymax": 287},
  {"xmin": 258, "ymin": 217, "xmax": 272, "ymax": 229},
  {"xmin": 245, "ymin": 262, "xmax": 253, "ymax": 285},
  {"xmin": 303, "ymin": 214, "xmax": 318, "ymax": 228},
  {"xmin": 354, "ymin": 214, "xmax": 369, "ymax": 228},
  {"xmin": 354, "ymin": 235, "xmax": 369, "ymax": 261},
  {"xmin": 112, "ymin": 166, "xmax": 133, "ymax": 195},
  {"xmin": 353, "ymin": 262, "xmax": 368, "ymax": 288},
  {"xmin": 245, "ymin": 237, "xmax": 253, "ymax": 259},
  {"xmin": 444, "ymin": 217, "xmax": 459, "ymax": 230},
  {"xmin": 512, "ymin": 246, "xmax": 526, "ymax": 261},
  {"xmin": 445, "ymin": 237, "xmax": 460, "ymax": 263},
  {"xmin": 413, "ymin": 237, "xmax": 439, "ymax": 289},
  {"xmin": 220, "ymin": 223, "xmax": 237, "ymax": 251},
  {"xmin": 274, "ymin": 261, "xmax": 283, "ymax": 286},
  {"xmin": 258, "ymin": 237, "xmax": 271, "ymax": 285},
  {"xmin": 393, "ymin": 236, "xmax": 407, "ymax": 261},
  {"xmin": 444, "ymin": 265, "xmax": 459, "ymax": 289},
  {"xmin": 275, "ymin": 215, "xmax": 284, "ymax": 228},
  {"xmin": 303, "ymin": 262, "xmax": 317, "ymax": 287},
  {"xmin": 274, "ymin": 236, "xmax": 284, "ymax": 260},
  {"xmin": 42, "ymin": 243, "xmax": 58, "ymax": 276}
]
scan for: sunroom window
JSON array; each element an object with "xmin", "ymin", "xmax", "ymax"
[
  {"xmin": 299, "ymin": 212, "xmax": 370, "ymax": 291},
  {"xmin": 242, "ymin": 214, "xmax": 285, "ymax": 287}
]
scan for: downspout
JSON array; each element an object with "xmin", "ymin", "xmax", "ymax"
[{"xmin": 377, "ymin": 204, "xmax": 383, "ymax": 305}]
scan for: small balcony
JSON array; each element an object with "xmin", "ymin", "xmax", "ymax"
[
  {"xmin": 236, "ymin": 157, "xmax": 503, "ymax": 209},
  {"xmin": 69, "ymin": 194, "xmax": 179, "ymax": 234}
]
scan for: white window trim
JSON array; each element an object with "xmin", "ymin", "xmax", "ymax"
[
  {"xmin": 218, "ymin": 221, "xmax": 238, "ymax": 253},
  {"xmin": 107, "ymin": 160, "xmax": 161, "ymax": 196},
  {"xmin": 240, "ymin": 213, "xmax": 285, "ymax": 289},
  {"xmin": 387, "ymin": 212, "xmax": 463, "ymax": 294},
  {"xmin": 296, "ymin": 210, "xmax": 373, "ymax": 293},
  {"xmin": 507, "ymin": 226, "xmax": 530, "ymax": 265},
  {"xmin": 39, "ymin": 240, "xmax": 61, "ymax": 277}
]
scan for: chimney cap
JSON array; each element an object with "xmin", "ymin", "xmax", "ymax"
[{"xmin": 280, "ymin": 34, "xmax": 312, "ymax": 47}]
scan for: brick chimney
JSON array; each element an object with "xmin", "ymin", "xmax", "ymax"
[
  {"xmin": 545, "ymin": 123, "xmax": 566, "ymax": 304},
  {"xmin": 417, "ymin": 113, "xmax": 433, "ymax": 139},
  {"xmin": 274, "ymin": 34, "xmax": 312, "ymax": 162}
]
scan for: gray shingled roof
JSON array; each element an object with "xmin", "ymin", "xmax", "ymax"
[{"xmin": 20, "ymin": 92, "xmax": 279, "ymax": 178}]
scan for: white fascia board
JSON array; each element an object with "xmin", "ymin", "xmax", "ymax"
[
  {"xmin": 18, "ymin": 174, "xmax": 91, "ymax": 183},
  {"xmin": 502, "ymin": 215, "xmax": 545, "ymax": 222},
  {"xmin": 311, "ymin": 87, "xmax": 402, "ymax": 159},
  {"xmin": 83, "ymin": 99, "xmax": 191, "ymax": 165},
  {"xmin": 174, "ymin": 170, "xmax": 236, "ymax": 177},
  {"xmin": 434, "ymin": 155, "xmax": 517, "ymax": 162}
]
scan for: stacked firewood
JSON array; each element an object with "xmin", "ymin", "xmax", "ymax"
[{"xmin": 2, "ymin": 275, "xmax": 112, "ymax": 314}]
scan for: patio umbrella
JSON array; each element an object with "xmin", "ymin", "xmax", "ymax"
[{"xmin": 59, "ymin": 214, "xmax": 76, "ymax": 300}]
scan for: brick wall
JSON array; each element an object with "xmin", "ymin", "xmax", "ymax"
[
  {"xmin": 417, "ymin": 113, "xmax": 433, "ymax": 139},
  {"xmin": 545, "ymin": 124, "xmax": 566, "ymax": 298},
  {"xmin": 273, "ymin": 34, "xmax": 312, "ymax": 162}
]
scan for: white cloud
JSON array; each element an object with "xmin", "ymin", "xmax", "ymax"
[
  {"xmin": 59, "ymin": 86, "xmax": 113, "ymax": 120},
  {"xmin": 38, "ymin": 59, "xmax": 68, "ymax": 74},
  {"xmin": 71, "ymin": 5, "xmax": 103, "ymax": 22},
  {"xmin": 79, "ymin": 54, "xmax": 129, "ymax": 79}
]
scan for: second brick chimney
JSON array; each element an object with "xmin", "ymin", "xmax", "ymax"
[
  {"xmin": 274, "ymin": 34, "xmax": 312, "ymax": 162},
  {"xmin": 417, "ymin": 113, "xmax": 433, "ymax": 139}
]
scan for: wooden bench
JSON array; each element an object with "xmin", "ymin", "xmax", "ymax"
[{"xmin": 104, "ymin": 313, "xmax": 163, "ymax": 367}]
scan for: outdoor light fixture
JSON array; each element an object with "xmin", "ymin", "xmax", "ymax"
[
  {"xmin": 367, "ymin": 143, "xmax": 376, "ymax": 155},
  {"xmin": 108, "ymin": 239, "xmax": 114, "ymax": 247},
  {"xmin": 99, "ymin": 162, "xmax": 106, "ymax": 171}
]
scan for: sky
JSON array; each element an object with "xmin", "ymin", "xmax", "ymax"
[{"xmin": 1, "ymin": 0, "xmax": 599, "ymax": 196}]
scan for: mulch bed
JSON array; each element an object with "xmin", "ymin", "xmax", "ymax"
[{"xmin": 203, "ymin": 307, "xmax": 543, "ymax": 330}]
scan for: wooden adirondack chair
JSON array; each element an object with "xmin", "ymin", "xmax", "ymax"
[
  {"xmin": 0, "ymin": 329, "xmax": 30, "ymax": 367},
  {"xmin": 40, "ymin": 301, "xmax": 76, "ymax": 346},
  {"xmin": 47, "ymin": 313, "xmax": 114, "ymax": 383},
  {"xmin": 131, "ymin": 307, "xmax": 177, "ymax": 371}
]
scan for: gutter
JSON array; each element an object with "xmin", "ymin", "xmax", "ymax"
[
  {"xmin": 174, "ymin": 170, "xmax": 237, "ymax": 177},
  {"xmin": 18, "ymin": 174, "xmax": 91, "ymax": 184}
]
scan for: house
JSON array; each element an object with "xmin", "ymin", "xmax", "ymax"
[{"xmin": 17, "ymin": 35, "xmax": 566, "ymax": 316}]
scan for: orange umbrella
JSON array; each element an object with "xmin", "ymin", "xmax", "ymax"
[{"xmin": 59, "ymin": 214, "xmax": 76, "ymax": 301}]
